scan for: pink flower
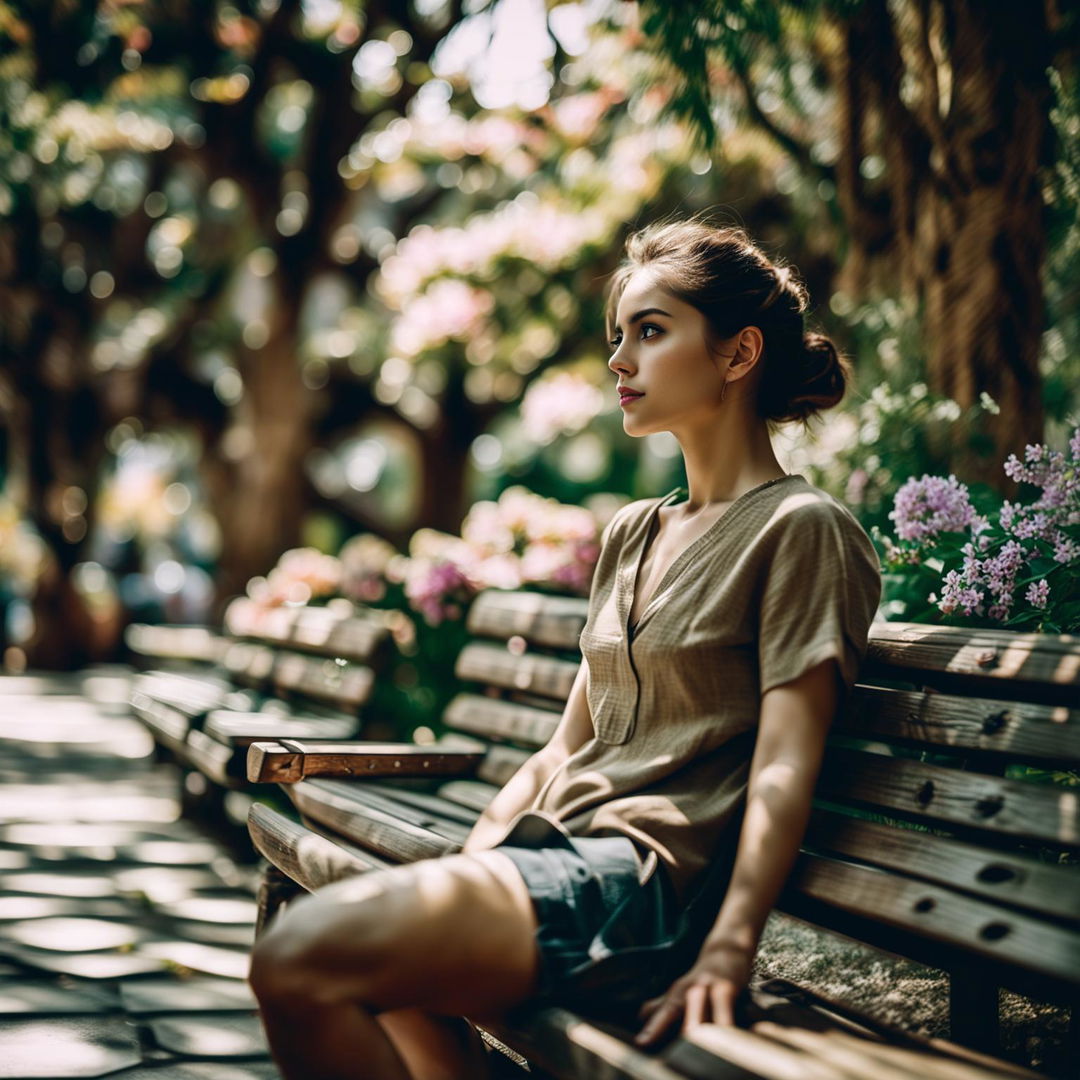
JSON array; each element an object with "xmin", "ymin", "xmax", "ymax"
[{"xmin": 889, "ymin": 474, "xmax": 980, "ymax": 545}]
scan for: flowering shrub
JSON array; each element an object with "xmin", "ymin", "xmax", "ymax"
[
  {"xmin": 874, "ymin": 427, "xmax": 1080, "ymax": 632},
  {"xmin": 338, "ymin": 533, "xmax": 398, "ymax": 604},
  {"xmin": 245, "ymin": 547, "xmax": 342, "ymax": 608},
  {"xmin": 386, "ymin": 488, "xmax": 603, "ymax": 626}
]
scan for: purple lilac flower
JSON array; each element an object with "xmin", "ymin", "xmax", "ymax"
[
  {"xmin": 1025, "ymin": 579, "xmax": 1050, "ymax": 609},
  {"xmin": 889, "ymin": 474, "xmax": 980, "ymax": 545}
]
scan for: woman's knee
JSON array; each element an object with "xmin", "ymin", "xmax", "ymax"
[{"xmin": 248, "ymin": 883, "xmax": 392, "ymax": 1007}]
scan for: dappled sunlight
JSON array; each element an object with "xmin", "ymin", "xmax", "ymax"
[{"xmin": 3, "ymin": 917, "xmax": 144, "ymax": 953}]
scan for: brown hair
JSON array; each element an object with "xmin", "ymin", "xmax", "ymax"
[{"xmin": 604, "ymin": 218, "xmax": 850, "ymax": 427}]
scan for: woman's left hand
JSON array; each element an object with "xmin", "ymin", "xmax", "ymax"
[{"xmin": 633, "ymin": 939, "xmax": 754, "ymax": 1047}]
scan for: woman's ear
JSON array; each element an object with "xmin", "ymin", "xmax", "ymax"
[{"xmin": 730, "ymin": 326, "xmax": 765, "ymax": 379}]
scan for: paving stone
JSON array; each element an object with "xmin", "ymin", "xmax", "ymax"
[
  {"xmin": 0, "ymin": 917, "xmax": 154, "ymax": 953},
  {"xmin": 0, "ymin": 824, "xmax": 188, "ymax": 848},
  {"xmin": 0, "ymin": 784, "xmax": 178, "ymax": 824},
  {"xmin": 156, "ymin": 921, "xmax": 254, "ymax": 949},
  {"xmin": 153, "ymin": 897, "xmax": 258, "ymax": 925},
  {"xmin": 119, "ymin": 976, "xmax": 258, "ymax": 1014},
  {"xmin": 0, "ymin": 849, "xmax": 32, "ymax": 870},
  {"xmin": 1, "ymin": 873, "xmax": 118, "ymax": 899},
  {"xmin": 0, "ymin": 978, "xmax": 118, "ymax": 1015},
  {"xmin": 137, "ymin": 941, "xmax": 251, "ymax": 980},
  {"xmin": 0, "ymin": 897, "xmax": 135, "ymax": 922},
  {"xmin": 112, "ymin": 868, "xmax": 227, "ymax": 902},
  {"xmin": 148, "ymin": 1013, "xmax": 269, "ymax": 1059},
  {"xmin": 0, "ymin": 944, "xmax": 166, "ymax": 979},
  {"xmin": 0, "ymin": 897, "xmax": 134, "ymax": 922},
  {"xmin": 0, "ymin": 1016, "xmax": 141, "ymax": 1077},
  {"xmin": 108, "ymin": 1063, "xmax": 280, "ymax": 1080}
]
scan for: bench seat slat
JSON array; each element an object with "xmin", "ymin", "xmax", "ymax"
[
  {"xmin": 129, "ymin": 694, "xmax": 191, "ymax": 753},
  {"xmin": 436, "ymin": 779, "xmax": 499, "ymax": 814},
  {"xmin": 817, "ymin": 748, "xmax": 1080, "ymax": 850},
  {"xmin": 249, "ymin": 803, "xmax": 387, "ymax": 887},
  {"xmin": 805, "ymin": 810, "xmax": 1080, "ymax": 924},
  {"xmin": 840, "ymin": 686, "xmax": 1080, "ymax": 767},
  {"xmin": 455, "ymin": 643, "xmax": 578, "ymax": 701},
  {"xmin": 782, "ymin": 854, "xmax": 1080, "ymax": 993},
  {"xmin": 286, "ymin": 780, "xmax": 463, "ymax": 862},
  {"xmin": 185, "ymin": 729, "xmax": 240, "ymax": 789},
  {"xmin": 225, "ymin": 601, "xmax": 388, "ymax": 663}
]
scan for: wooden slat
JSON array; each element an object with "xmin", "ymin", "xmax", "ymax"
[
  {"xmin": 272, "ymin": 653, "xmax": 373, "ymax": 711},
  {"xmin": 466, "ymin": 591, "xmax": 589, "ymax": 651},
  {"xmin": 782, "ymin": 854, "xmax": 1080, "ymax": 990},
  {"xmin": 749, "ymin": 979, "xmax": 1044, "ymax": 1079},
  {"xmin": 202, "ymin": 711, "xmax": 358, "ymax": 747},
  {"xmin": 804, "ymin": 810, "xmax": 1080, "ymax": 924},
  {"xmin": 125, "ymin": 624, "xmax": 226, "ymax": 664},
  {"xmin": 185, "ymin": 729, "xmax": 240, "ymax": 788},
  {"xmin": 864, "ymin": 622, "xmax": 1080, "ymax": 707},
  {"xmin": 129, "ymin": 693, "xmax": 191, "ymax": 754},
  {"xmin": 225, "ymin": 600, "xmax": 388, "ymax": 662},
  {"xmin": 840, "ymin": 685, "xmax": 1080, "ymax": 767},
  {"xmin": 455, "ymin": 643, "xmax": 578, "ymax": 701},
  {"xmin": 286, "ymin": 779, "xmax": 463, "ymax": 862},
  {"xmin": 222, "ymin": 642, "xmax": 277, "ymax": 687},
  {"xmin": 475, "ymin": 744, "xmax": 532, "ymax": 788},
  {"xmin": 816, "ymin": 748, "xmax": 1080, "ymax": 850},
  {"xmin": 485, "ymin": 1006, "xmax": 694, "ymax": 1080},
  {"xmin": 132, "ymin": 672, "xmax": 229, "ymax": 716},
  {"xmin": 443, "ymin": 692, "xmax": 560, "ymax": 748},
  {"xmin": 247, "ymin": 803, "xmax": 387, "ymax": 889},
  {"xmin": 362, "ymin": 782, "xmax": 482, "ymax": 828},
  {"xmin": 437, "ymin": 779, "xmax": 499, "ymax": 814},
  {"xmin": 246, "ymin": 741, "xmax": 482, "ymax": 783}
]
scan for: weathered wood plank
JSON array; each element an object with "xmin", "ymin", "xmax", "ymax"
[
  {"xmin": 203, "ymin": 710, "xmax": 358, "ymax": 747},
  {"xmin": 804, "ymin": 810, "xmax": 1080, "ymax": 924},
  {"xmin": 863, "ymin": 623, "xmax": 1080, "ymax": 707},
  {"xmin": 782, "ymin": 854, "xmax": 1080, "ymax": 990},
  {"xmin": 222, "ymin": 642, "xmax": 277, "ymax": 687},
  {"xmin": 475, "ymin": 744, "xmax": 532, "ymax": 788},
  {"xmin": 272, "ymin": 653, "xmax": 374, "ymax": 711},
  {"xmin": 466, "ymin": 591, "xmax": 589, "ymax": 651},
  {"xmin": 816, "ymin": 748, "xmax": 1080, "ymax": 850},
  {"xmin": 443, "ymin": 692, "xmax": 560, "ymax": 748},
  {"xmin": 125, "ymin": 624, "xmax": 227, "ymax": 665},
  {"xmin": 286, "ymin": 779, "xmax": 463, "ymax": 861},
  {"xmin": 455, "ymin": 643, "xmax": 578, "ymax": 701},
  {"xmin": 247, "ymin": 803, "xmax": 386, "ymax": 890},
  {"xmin": 840, "ymin": 686, "xmax": 1080, "ymax": 767}
]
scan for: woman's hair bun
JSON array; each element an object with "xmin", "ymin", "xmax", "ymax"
[{"xmin": 764, "ymin": 331, "xmax": 850, "ymax": 424}]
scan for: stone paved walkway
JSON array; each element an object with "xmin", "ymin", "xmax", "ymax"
[{"xmin": 0, "ymin": 668, "xmax": 280, "ymax": 1080}]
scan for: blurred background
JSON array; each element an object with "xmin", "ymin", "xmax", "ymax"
[{"xmin": 1, "ymin": 0, "xmax": 1077, "ymax": 670}]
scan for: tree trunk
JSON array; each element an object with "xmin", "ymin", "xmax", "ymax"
[
  {"xmin": 831, "ymin": 0, "xmax": 1050, "ymax": 485},
  {"xmin": 203, "ymin": 282, "xmax": 316, "ymax": 614}
]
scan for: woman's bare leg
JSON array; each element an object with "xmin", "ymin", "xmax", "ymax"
[{"xmin": 249, "ymin": 850, "xmax": 540, "ymax": 1080}]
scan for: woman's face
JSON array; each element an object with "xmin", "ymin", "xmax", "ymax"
[{"xmin": 607, "ymin": 268, "xmax": 729, "ymax": 438}]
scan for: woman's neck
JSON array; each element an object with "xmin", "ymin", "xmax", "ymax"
[{"xmin": 672, "ymin": 413, "xmax": 786, "ymax": 512}]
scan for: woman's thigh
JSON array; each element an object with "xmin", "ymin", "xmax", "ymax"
[{"xmin": 253, "ymin": 849, "xmax": 541, "ymax": 1019}]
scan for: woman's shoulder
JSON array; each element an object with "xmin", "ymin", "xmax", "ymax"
[{"xmin": 759, "ymin": 475, "xmax": 878, "ymax": 559}]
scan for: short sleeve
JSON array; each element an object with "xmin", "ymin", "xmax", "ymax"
[{"xmin": 757, "ymin": 502, "xmax": 882, "ymax": 697}]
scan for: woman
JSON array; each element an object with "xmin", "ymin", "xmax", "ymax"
[{"xmin": 249, "ymin": 217, "xmax": 883, "ymax": 1080}]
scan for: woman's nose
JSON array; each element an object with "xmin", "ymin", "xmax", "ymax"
[{"xmin": 608, "ymin": 346, "xmax": 633, "ymax": 376}]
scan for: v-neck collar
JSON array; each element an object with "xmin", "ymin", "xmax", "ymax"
[{"xmin": 621, "ymin": 474, "xmax": 802, "ymax": 642}]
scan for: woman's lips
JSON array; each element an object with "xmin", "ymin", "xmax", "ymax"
[{"xmin": 619, "ymin": 390, "xmax": 644, "ymax": 407}]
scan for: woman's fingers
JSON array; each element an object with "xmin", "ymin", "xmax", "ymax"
[
  {"xmin": 634, "ymin": 995, "xmax": 683, "ymax": 1045},
  {"xmin": 709, "ymin": 981, "xmax": 737, "ymax": 1027},
  {"xmin": 683, "ymin": 983, "xmax": 709, "ymax": 1027}
]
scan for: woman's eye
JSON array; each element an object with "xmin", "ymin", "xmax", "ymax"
[{"xmin": 641, "ymin": 323, "xmax": 661, "ymax": 339}]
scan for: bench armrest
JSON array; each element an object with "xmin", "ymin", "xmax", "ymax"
[{"xmin": 246, "ymin": 740, "xmax": 485, "ymax": 784}]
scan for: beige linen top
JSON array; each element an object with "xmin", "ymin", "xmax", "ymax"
[{"xmin": 506, "ymin": 473, "xmax": 883, "ymax": 904}]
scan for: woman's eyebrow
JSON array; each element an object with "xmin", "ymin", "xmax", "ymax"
[{"xmin": 613, "ymin": 307, "xmax": 672, "ymax": 330}]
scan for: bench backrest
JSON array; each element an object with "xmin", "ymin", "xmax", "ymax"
[{"xmin": 445, "ymin": 591, "xmax": 1080, "ymax": 1004}]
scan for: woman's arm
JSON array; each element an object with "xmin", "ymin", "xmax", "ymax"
[
  {"xmin": 460, "ymin": 660, "xmax": 595, "ymax": 854},
  {"xmin": 634, "ymin": 656, "xmax": 842, "ymax": 1044}
]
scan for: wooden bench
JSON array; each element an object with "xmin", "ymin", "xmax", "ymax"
[
  {"xmin": 244, "ymin": 589, "xmax": 1079, "ymax": 1079},
  {"xmin": 125, "ymin": 600, "xmax": 390, "ymax": 826}
]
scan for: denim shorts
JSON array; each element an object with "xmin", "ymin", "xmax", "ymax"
[{"xmin": 492, "ymin": 811, "xmax": 735, "ymax": 1025}]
